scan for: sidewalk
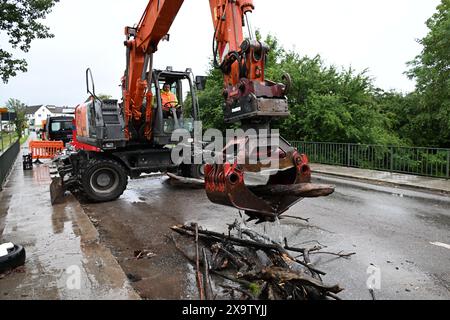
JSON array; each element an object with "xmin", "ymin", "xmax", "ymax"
[
  {"xmin": 0, "ymin": 142, "xmax": 140, "ymax": 299},
  {"xmin": 311, "ymin": 164, "xmax": 450, "ymax": 194}
]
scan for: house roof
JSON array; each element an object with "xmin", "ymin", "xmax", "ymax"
[
  {"xmin": 25, "ymin": 105, "xmax": 75, "ymax": 116},
  {"xmin": 25, "ymin": 105, "xmax": 44, "ymax": 115},
  {"xmin": 47, "ymin": 106, "xmax": 65, "ymax": 114}
]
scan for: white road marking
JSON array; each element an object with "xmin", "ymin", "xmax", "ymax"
[{"xmin": 430, "ymin": 242, "xmax": 450, "ymax": 250}]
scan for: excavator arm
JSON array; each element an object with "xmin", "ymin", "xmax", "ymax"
[
  {"xmin": 122, "ymin": 0, "xmax": 184, "ymax": 140},
  {"xmin": 209, "ymin": 0, "xmax": 289, "ymax": 123},
  {"xmin": 122, "ymin": 0, "xmax": 334, "ymax": 222},
  {"xmin": 122, "ymin": 0, "xmax": 288, "ymax": 139}
]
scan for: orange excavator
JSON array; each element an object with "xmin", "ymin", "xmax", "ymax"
[{"xmin": 51, "ymin": 0, "xmax": 334, "ymax": 222}]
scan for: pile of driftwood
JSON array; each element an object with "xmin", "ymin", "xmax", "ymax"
[{"xmin": 170, "ymin": 220, "xmax": 355, "ymax": 300}]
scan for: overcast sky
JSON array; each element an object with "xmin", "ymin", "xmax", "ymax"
[{"xmin": 0, "ymin": 0, "xmax": 441, "ymax": 107}]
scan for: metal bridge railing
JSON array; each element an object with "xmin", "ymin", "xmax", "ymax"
[{"xmin": 291, "ymin": 142, "xmax": 450, "ymax": 179}]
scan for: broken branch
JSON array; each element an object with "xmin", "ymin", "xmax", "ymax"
[
  {"xmin": 280, "ymin": 215, "xmax": 310, "ymax": 223},
  {"xmin": 194, "ymin": 224, "xmax": 205, "ymax": 300},
  {"xmin": 310, "ymin": 251, "xmax": 356, "ymax": 258},
  {"xmin": 171, "ymin": 225, "xmax": 292, "ymax": 258},
  {"xmin": 202, "ymin": 248, "xmax": 213, "ymax": 300}
]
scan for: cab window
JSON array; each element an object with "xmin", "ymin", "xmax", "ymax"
[
  {"xmin": 51, "ymin": 121, "xmax": 73, "ymax": 132},
  {"xmin": 51, "ymin": 122, "xmax": 61, "ymax": 131}
]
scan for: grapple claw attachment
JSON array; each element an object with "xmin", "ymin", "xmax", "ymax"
[{"xmin": 205, "ymin": 138, "xmax": 334, "ymax": 222}]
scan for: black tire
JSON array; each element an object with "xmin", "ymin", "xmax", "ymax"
[
  {"xmin": 177, "ymin": 164, "xmax": 190, "ymax": 178},
  {"xmin": 80, "ymin": 158, "xmax": 128, "ymax": 203},
  {"xmin": 189, "ymin": 164, "xmax": 205, "ymax": 180},
  {"xmin": 0, "ymin": 245, "xmax": 26, "ymax": 274}
]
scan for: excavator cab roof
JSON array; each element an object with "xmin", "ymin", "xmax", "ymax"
[
  {"xmin": 151, "ymin": 69, "xmax": 206, "ymax": 92},
  {"xmin": 152, "ymin": 69, "xmax": 193, "ymax": 82}
]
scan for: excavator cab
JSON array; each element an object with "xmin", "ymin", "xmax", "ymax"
[
  {"xmin": 73, "ymin": 68, "xmax": 201, "ymax": 149},
  {"xmin": 150, "ymin": 68, "xmax": 200, "ymax": 146}
]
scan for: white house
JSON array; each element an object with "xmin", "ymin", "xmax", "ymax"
[{"xmin": 25, "ymin": 105, "xmax": 75, "ymax": 130}]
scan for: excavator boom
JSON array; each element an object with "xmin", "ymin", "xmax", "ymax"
[{"xmin": 120, "ymin": 0, "xmax": 334, "ymax": 222}]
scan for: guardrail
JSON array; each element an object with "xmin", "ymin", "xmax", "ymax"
[
  {"xmin": 291, "ymin": 141, "xmax": 450, "ymax": 179},
  {"xmin": 0, "ymin": 140, "xmax": 20, "ymax": 190}
]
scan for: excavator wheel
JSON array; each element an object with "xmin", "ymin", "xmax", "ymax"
[
  {"xmin": 189, "ymin": 164, "xmax": 205, "ymax": 180},
  {"xmin": 80, "ymin": 158, "xmax": 128, "ymax": 203},
  {"xmin": 178, "ymin": 164, "xmax": 205, "ymax": 180}
]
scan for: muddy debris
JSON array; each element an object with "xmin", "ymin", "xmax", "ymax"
[
  {"xmin": 89, "ymin": 217, "xmax": 100, "ymax": 227},
  {"xmin": 134, "ymin": 250, "xmax": 157, "ymax": 260},
  {"xmin": 0, "ymin": 266, "xmax": 26, "ymax": 280},
  {"xmin": 126, "ymin": 273, "xmax": 142, "ymax": 283},
  {"xmin": 170, "ymin": 220, "xmax": 356, "ymax": 300}
]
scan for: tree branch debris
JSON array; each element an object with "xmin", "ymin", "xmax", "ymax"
[{"xmin": 170, "ymin": 220, "xmax": 355, "ymax": 300}]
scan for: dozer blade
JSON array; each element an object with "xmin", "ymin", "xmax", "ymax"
[
  {"xmin": 50, "ymin": 176, "xmax": 66, "ymax": 205},
  {"xmin": 205, "ymin": 139, "xmax": 335, "ymax": 223}
]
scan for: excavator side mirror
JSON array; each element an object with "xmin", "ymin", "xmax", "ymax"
[
  {"xmin": 195, "ymin": 76, "xmax": 207, "ymax": 91},
  {"xmin": 86, "ymin": 68, "xmax": 96, "ymax": 97}
]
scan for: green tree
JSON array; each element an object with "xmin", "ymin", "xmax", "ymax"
[
  {"xmin": 265, "ymin": 39, "xmax": 402, "ymax": 145},
  {"xmin": 406, "ymin": 0, "xmax": 450, "ymax": 147},
  {"xmin": 0, "ymin": 0, "xmax": 59, "ymax": 83},
  {"xmin": 97, "ymin": 94, "xmax": 113, "ymax": 101},
  {"xmin": 375, "ymin": 90, "xmax": 419, "ymax": 146},
  {"xmin": 6, "ymin": 98, "xmax": 27, "ymax": 138},
  {"xmin": 197, "ymin": 33, "xmax": 404, "ymax": 145},
  {"xmin": 193, "ymin": 62, "xmax": 231, "ymax": 132}
]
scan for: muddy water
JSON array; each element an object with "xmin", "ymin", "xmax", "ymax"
[
  {"xmin": 83, "ymin": 174, "xmax": 450, "ymax": 300},
  {"xmin": 80, "ymin": 177, "xmax": 206, "ymax": 299}
]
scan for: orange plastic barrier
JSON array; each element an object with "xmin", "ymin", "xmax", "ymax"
[{"xmin": 29, "ymin": 141, "xmax": 64, "ymax": 159}]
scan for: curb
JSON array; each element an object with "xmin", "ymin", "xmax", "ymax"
[
  {"xmin": 312, "ymin": 170, "xmax": 450, "ymax": 196},
  {"xmin": 71, "ymin": 196, "xmax": 142, "ymax": 300}
]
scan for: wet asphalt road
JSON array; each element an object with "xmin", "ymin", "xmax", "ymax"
[
  {"xmin": 0, "ymin": 160, "xmax": 139, "ymax": 300},
  {"xmin": 81, "ymin": 173, "xmax": 450, "ymax": 300}
]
